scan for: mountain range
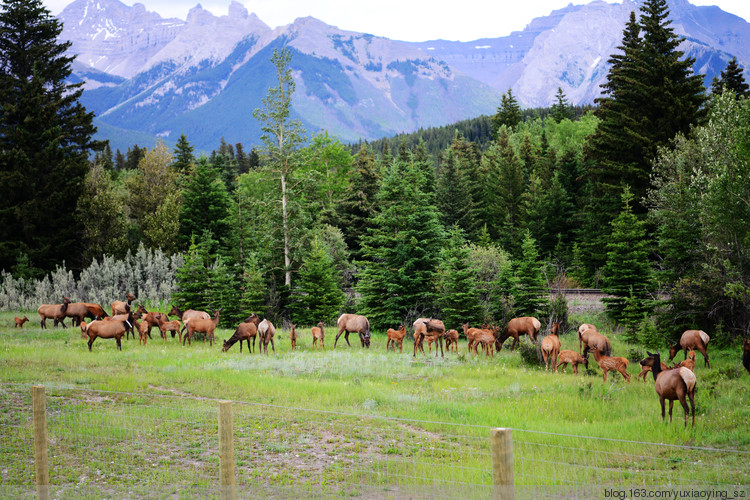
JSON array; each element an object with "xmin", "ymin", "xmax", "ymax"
[{"xmin": 56, "ymin": 0, "xmax": 750, "ymax": 151}]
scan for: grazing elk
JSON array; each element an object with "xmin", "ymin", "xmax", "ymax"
[
  {"xmin": 38, "ymin": 296, "xmax": 71, "ymax": 329},
  {"xmin": 258, "ymin": 319, "xmax": 276, "ymax": 354},
  {"xmin": 743, "ymin": 339, "xmax": 750, "ymax": 375},
  {"xmin": 334, "ymin": 314, "xmax": 370, "ymax": 348},
  {"xmin": 289, "ymin": 324, "xmax": 297, "ymax": 350},
  {"xmin": 82, "ymin": 303, "xmax": 108, "ymax": 320},
  {"xmin": 111, "ymin": 293, "xmax": 136, "ymax": 316},
  {"xmin": 85, "ymin": 314, "xmax": 134, "ymax": 351},
  {"xmin": 223, "ymin": 321, "xmax": 257, "ymax": 353},
  {"xmin": 462, "ymin": 323, "xmax": 491, "ymax": 353},
  {"xmin": 14, "ymin": 315, "xmax": 29, "ymax": 328},
  {"xmin": 495, "ymin": 317, "xmax": 541, "ymax": 351},
  {"xmin": 577, "ymin": 323, "xmax": 598, "ymax": 353},
  {"xmin": 582, "ymin": 331, "xmax": 612, "ymax": 359},
  {"xmin": 669, "ymin": 330, "xmax": 710, "ymax": 369},
  {"xmin": 386, "ymin": 325, "xmax": 407, "ymax": 352},
  {"xmin": 589, "ymin": 347, "xmax": 631, "ymax": 383},
  {"xmin": 183, "ymin": 309, "xmax": 221, "ymax": 347},
  {"xmin": 415, "ymin": 319, "xmax": 445, "ymax": 358},
  {"xmin": 541, "ymin": 324, "xmax": 562, "ymax": 372},
  {"xmin": 555, "ymin": 350, "xmax": 589, "ymax": 374},
  {"xmin": 312, "ymin": 322, "xmax": 325, "ymax": 349},
  {"xmin": 641, "ymin": 351, "xmax": 696, "ymax": 427}
]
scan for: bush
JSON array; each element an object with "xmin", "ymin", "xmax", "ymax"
[{"xmin": 517, "ymin": 342, "xmax": 543, "ymax": 367}]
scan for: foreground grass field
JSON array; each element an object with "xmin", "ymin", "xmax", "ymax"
[{"xmin": 1, "ymin": 309, "xmax": 749, "ymax": 496}]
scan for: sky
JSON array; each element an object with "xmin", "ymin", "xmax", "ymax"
[{"xmin": 43, "ymin": 0, "xmax": 750, "ymax": 42}]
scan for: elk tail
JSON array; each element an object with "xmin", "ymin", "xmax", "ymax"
[
  {"xmin": 679, "ymin": 367, "xmax": 696, "ymax": 393},
  {"xmin": 699, "ymin": 330, "xmax": 710, "ymax": 346}
]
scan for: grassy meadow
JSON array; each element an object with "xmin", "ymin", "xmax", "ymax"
[{"xmin": 1, "ymin": 306, "xmax": 749, "ymax": 495}]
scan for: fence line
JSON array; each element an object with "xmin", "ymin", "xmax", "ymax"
[{"xmin": 1, "ymin": 383, "xmax": 747, "ymax": 499}]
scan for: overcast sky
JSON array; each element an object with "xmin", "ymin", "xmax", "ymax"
[{"xmin": 42, "ymin": 0, "xmax": 750, "ymax": 42}]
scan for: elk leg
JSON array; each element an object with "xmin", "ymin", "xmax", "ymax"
[
  {"xmin": 668, "ymin": 400, "xmax": 674, "ymax": 423},
  {"xmin": 660, "ymin": 397, "xmax": 666, "ymax": 422},
  {"xmin": 688, "ymin": 391, "xmax": 695, "ymax": 427},
  {"xmin": 117, "ymin": 337, "xmax": 122, "ymax": 351},
  {"xmin": 270, "ymin": 338, "xmax": 275, "ymax": 353},
  {"xmin": 88, "ymin": 337, "xmax": 95, "ymax": 351}
]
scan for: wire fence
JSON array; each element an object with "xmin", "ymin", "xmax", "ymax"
[{"xmin": 1, "ymin": 383, "xmax": 747, "ymax": 499}]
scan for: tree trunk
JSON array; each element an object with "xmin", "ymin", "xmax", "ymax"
[{"xmin": 281, "ymin": 172, "xmax": 291, "ymax": 287}]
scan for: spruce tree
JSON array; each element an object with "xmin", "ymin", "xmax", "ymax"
[
  {"xmin": 0, "ymin": 0, "xmax": 102, "ymax": 272},
  {"xmin": 239, "ymin": 252, "xmax": 268, "ymax": 317},
  {"xmin": 337, "ymin": 144, "xmax": 379, "ymax": 260},
  {"xmin": 551, "ymin": 87, "xmax": 572, "ymax": 122},
  {"xmin": 436, "ymin": 225, "xmax": 482, "ymax": 329},
  {"xmin": 290, "ymin": 236, "xmax": 346, "ymax": 325},
  {"xmin": 600, "ymin": 188, "xmax": 653, "ymax": 322},
  {"xmin": 172, "ymin": 134, "xmax": 195, "ymax": 174},
  {"xmin": 178, "ymin": 157, "xmax": 232, "ymax": 251}
]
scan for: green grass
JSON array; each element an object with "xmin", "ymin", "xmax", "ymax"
[{"xmin": 1, "ymin": 310, "xmax": 749, "ymax": 496}]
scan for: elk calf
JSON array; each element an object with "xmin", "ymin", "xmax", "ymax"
[
  {"xmin": 14, "ymin": 315, "xmax": 29, "ymax": 328},
  {"xmin": 386, "ymin": 325, "xmax": 407, "ymax": 352},
  {"xmin": 290, "ymin": 324, "xmax": 297, "ymax": 350},
  {"xmin": 541, "ymin": 330, "xmax": 561, "ymax": 372},
  {"xmin": 312, "ymin": 322, "xmax": 325, "ymax": 349},
  {"xmin": 590, "ymin": 349, "xmax": 630, "ymax": 383},
  {"xmin": 556, "ymin": 350, "xmax": 588, "ymax": 374},
  {"xmin": 444, "ymin": 329, "xmax": 459, "ymax": 353}
]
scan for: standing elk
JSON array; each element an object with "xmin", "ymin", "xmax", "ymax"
[
  {"xmin": 641, "ymin": 351, "xmax": 696, "ymax": 427},
  {"xmin": 582, "ymin": 331, "xmax": 612, "ymax": 359},
  {"xmin": 414, "ymin": 319, "xmax": 445, "ymax": 358},
  {"xmin": 168, "ymin": 305, "xmax": 210, "ymax": 335},
  {"xmin": 495, "ymin": 316, "xmax": 541, "ymax": 351},
  {"xmin": 111, "ymin": 293, "xmax": 136, "ymax": 316},
  {"xmin": 462, "ymin": 323, "xmax": 491, "ymax": 353},
  {"xmin": 589, "ymin": 346, "xmax": 631, "ymax": 383},
  {"xmin": 334, "ymin": 314, "xmax": 370, "ymax": 348},
  {"xmin": 743, "ymin": 339, "xmax": 750, "ymax": 375},
  {"xmin": 577, "ymin": 323, "xmax": 598, "ymax": 353},
  {"xmin": 444, "ymin": 329, "xmax": 459, "ymax": 353},
  {"xmin": 555, "ymin": 350, "xmax": 589, "ymax": 374},
  {"xmin": 157, "ymin": 315, "xmax": 182, "ymax": 343},
  {"xmin": 38, "ymin": 296, "xmax": 71, "ymax": 329},
  {"xmin": 258, "ymin": 318, "xmax": 276, "ymax": 354},
  {"xmin": 312, "ymin": 322, "xmax": 325, "ymax": 349},
  {"xmin": 183, "ymin": 309, "xmax": 221, "ymax": 347},
  {"xmin": 14, "ymin": 315, "xmax": 29, "ymax": 328},
  {"xmin": 472, "ymin": 328, "xmax": 497, "ymax": 357},
  {"xmin": 223, "ymin": 320, "xmax": 257, "ymax": 353},
  {"xmin": 289, "ymin": 324, "xmax": 297, "ymax": 350},
  {"xmin": 136, "ymin": 306, "xmax": 168, "ymax": 340},
  {"xmin": 669, "ymin": 330, "xmax": 710, "ymax": 368},
  {"xmin": 64, "ymin": 302, "xmax": 97, "ymax": 326},
  {"xmin": 541, "ymin": 323, "xmax": 562, "ymax": 371},
  {"xmin": 84, "ymin": 313, "xmax": 134, "ymax": 351},
  {"xmin": 132, "ymin": 318, "xmax": 151, "ymax": 345},
  {"xmin": 386, "ymin": 325, "xmax": 407, "ymax": 352}
]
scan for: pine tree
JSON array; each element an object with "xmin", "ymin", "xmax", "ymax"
[
  {"xmin": 173, "ymin": 236, "xmax": 214, "ymax": 311},
  {"xmin": 513, "ymin": 231, "xmax": 549, "ymax": 317},
  {"xmin": 0, "ymin": 0, "xmax": 102, "ymax": 272},
  {"xmin": 551, "ymin": 87, "xmax": 572, "ymax": 122},
  {"xmin": 290, "ymin": 236, "xmax": 346, "ymax": 325},
  {"xmin": 358, "ymin": 153, "xmax": 445, "ymax": 329},
  {"xmin": 239, "ymin": 252, "xmax": 268, "ymax": 317},
  {"xmin": 172, "ymin": 134, "xmax": 195, "ymax": 174},
  {"xmin": 178, "ymin": 157, "xmax": 232, "ymax": 251},
  {"xmin": 337, "ymin": 144, "xmax": 379, "ymax": 260},
  {"xmin": 491, "ymin": 88, "xmax": 522, "ymax": 135},
  {"xmin": 436, "ymin": 225, "xmax": 482, "ymax": 329},
  {"xmin": 436, "ymin": 132, "xmax": 482, "ymax": 239},
  {"xmin": 600, "ymin": 188, "xmax": 653, "ymax": 322},
  {"xmin": 711, "ymin": 57, "xmax": 749, "ymax": 99}
]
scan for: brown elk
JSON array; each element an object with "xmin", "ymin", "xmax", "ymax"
[
  {"xmin": 589, "ymin": 348, "xmax": 630, "ymax": 383},
  {"xmin": 582, "ymin": 331, "xmax": 612, "ymax": 359},
  {"xmin": 157, "ymin": 315, "xmax": 182, "ymax": 343},
  {"xmin": 641, "ymin": 351, "xmax": 696, "ymax": 427},
  {"xmin": 64, "ymin": 302, "xmax": 98, "ymax": 326},
  {"xmin": 555, "ymin": 350, "xmax": 589, "ymax": 374},
  {"xmin": 136, "ymin": 306, "xmax": 168, "ymax": 340},
  {"xmin": 85, "ymin": 313, "xmax": 134, "ymax": 351},
  {"xmin": 183, "ymin": 309, "xmax": 221, "ymax": 347},
  {"xmin": 222, "ymin": 321, "xmax": 257, "ymax": 353},
  {"xmin": 386, "ymin": 325, "xmax": 407, "ymax": 352},
  {"xmin": 444, "ymin": 329, "xmax": 459, "ymax": 353},
  {"xmin": 577, "ymin": 323, "xmax": 598, "ymax": 353},
  {"xmin": 167, "ymin": 305, "xmax": 210, "ymax": 334},
  {"xmin": 637, "ymin": 358, "xmax": 669, "ymax": 382},
  {"xmin": 415, "ymin": 319, "xmax": 445, "ymax": 358},
  {"xmin": 462, "ymin": 323, "xmax": 490, "ymax": 353},
  {"xmin": 132, "ymin": 318, "xmax": 151, "ymax": 345},
  {"xmin": 14, "ymin": 315, "xmax": 29, "ymax": 328},
  {"xmin": 312, "ymin": 322, "xmax": 325, "ymax": 349},
  {"xmin": 541, "ymin": 324, "xmax": 561, "ymax": 371},
  {"xmin": 669, "ymin": 330, "xmax": 710, "ymax": 368},
  {"xmin": 334, "ymin": 314, "xmax": 370, "ymax": 348},
  {"xmin": 743, "ymin": 339, "xmax": 750, "ymax": 375},
  {"xmin": 290, "ymin": 324, "xmax": 297, "ymax": 350},
  {"xmin": 412, "ymin": 318, "xmax": 431, "ymax": 354},
  {"xmin": 111, "ymin": 293, "xmax": 136, "ymax": 316},
  {"xmin": 38, "ymin": 296, "xmax": 71, "ymax": 329},
  {"xmin": 82, "ymin": 303, "xmax": 108, "ymax": 320},
  {"xmin": 495, "ymin": 316, "xmax": 541, "ymax": 351},
  {"xmin": 472, "ymin": 328, "xmax": 497, "ymax": 357},
  {"xmin": 258, "ymin": 318, "xmax": 276, "ymax": 354}
]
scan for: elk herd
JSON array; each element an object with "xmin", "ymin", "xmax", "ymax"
[{"xmin": 15, "ymin": 293, "xmax": 750, "ymax": 428}]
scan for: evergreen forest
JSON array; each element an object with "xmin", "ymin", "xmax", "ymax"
[{"xmin": 2, "ymin": 0, "xmax": 750, "ymax": 346}]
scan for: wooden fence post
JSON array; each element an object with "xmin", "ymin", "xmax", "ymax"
[
  {"xmin": 32, "ymin": 385, "xmax": 49, "ymax": 500},
  {"xmin": 218, "ymin": 400, "xmax": 235, "ymax": 500},
  {"xmin": 490, "ymin": 427, "xmax": 515, "ymax": 500}
]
